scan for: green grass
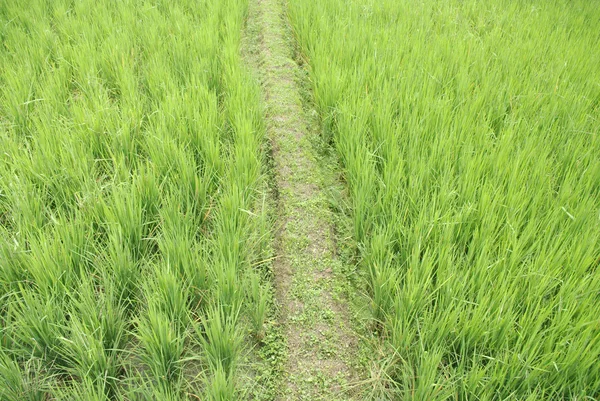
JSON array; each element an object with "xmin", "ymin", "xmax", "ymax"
[
  {"xmin": 0, "ymin": 0, "xmax": 269, "ymax": 399},
  {"xmin": 288, "ymin": 0, "xmax": 600, "ymax": 399}
]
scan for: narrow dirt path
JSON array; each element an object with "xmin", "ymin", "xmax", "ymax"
[{"xmin": 243, "ymin": 0, "xmax": 362, "ymax": 399}]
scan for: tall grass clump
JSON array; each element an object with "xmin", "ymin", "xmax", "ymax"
[
  {"xmin": 0, "ymin": 0, "xmax": 269, "ymax": 398},
  {"xmin": 289, "ymin": 0, "xmax": 600, "ymax": 398}
]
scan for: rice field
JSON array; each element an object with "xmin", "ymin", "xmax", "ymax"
[
  {"xmin": 2, "ymin": 0, "xmax": 600, "ymax": 399},
  {"xmin": 0, "ymin": 0, "xmax": 269, "ymax": 399},
  {"xmin": 288, "ymin": 0, "xmax": 600, "ymax": 399}
]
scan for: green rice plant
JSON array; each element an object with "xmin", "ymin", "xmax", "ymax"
[
  {"xmin": 0, "ymin": 350, "xmax": 46, "ymax": 401},
  {"xmin": 246, "ymin": 271, "xmax": 269, "ymax": 340},
  {"xmin": 195, "ymin": 305, "xmax": 242, "ymax": 378},
  {"xmin": 101, "ymin": 183, "xmax": 152, "ymax": 263},
  {"xmin": 158, "ymin": 198, "xmax": 211, "ymax": 309},
  {"xmin": 362, "ymin": 230, "xmax": 397, "ymax": 330},
  {"xmin": 1, "ymin": 0, "xmax": 268, "ymax": 397},
  {"xmin": 8, "ymin": 289, "xmax": 69, "ymax": 371},
  {"xmin": 60, "ymin": 279, "xmax": 127, "ymax": 396},
  {"xmin": 136, "ymin": 307, "xmax": 185, "ymax": 396},
  {"xmin": 0, "ymin": 231, "xmax": 28, "ymax": 297},
  {"xmin": 144, "ymin": 263, "xmax": 191, "ymax": 332},
  {"xmin": 289, "ymin": 0, "xmax": 600, "ymax": 398},
  {"xmin": 51, "ymin": 377, "xmax": 114, "ymax": 401},
  {"xmin": 204, "ymin": 365, "xmax": 236, "ymax": 401},
  {"xmin": 103, "ymin": 232, "xmax": 141, "ymax": 312},
  {"xmin": 61, "ymin": 318, "xmax": 117, "ymax": 397}
]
